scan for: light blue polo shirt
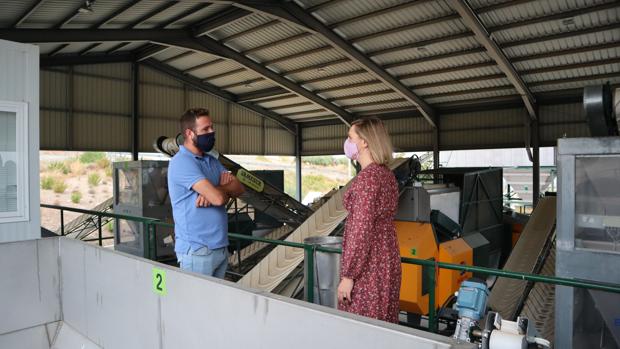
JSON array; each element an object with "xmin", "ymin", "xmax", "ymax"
[{"xmin": 168, "ymin": 145, "xmax": 228, "ymax": 253}]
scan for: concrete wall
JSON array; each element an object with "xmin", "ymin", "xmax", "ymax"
[
  {"xmin": 0, "ymin": 237, "xmax": 473, "ymax": 349},
  {"xmin": 0, "ymin": 39, "xmax": 40, "ymax": 243},
  {"xmin": 0, "ymin": 238, "xmax": 61, "ymax": 348}
]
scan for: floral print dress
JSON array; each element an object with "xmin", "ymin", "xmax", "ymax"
[{"xmin": 339, "ymin": 162, "xmax": 401, "ymax": 323}]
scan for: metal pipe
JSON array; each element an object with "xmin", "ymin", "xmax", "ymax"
[
  {"xmin": 427, "ymin": 264, "xmax": 437, "ymax": 332},
  {"xmin": 98, "ymin": 215, "xmax": 102, "ymax": 246},
  {"xmin": 305, "ymin": 244, "xmax": 315, "ymax": 303},
  {"xmin": 60, "ymin": 209, "xmax": 65, "ymax": 236}
]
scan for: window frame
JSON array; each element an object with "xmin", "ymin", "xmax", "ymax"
[{"xmin": 0, "ymin": 100, "xmax": 29, "ymax": 223}]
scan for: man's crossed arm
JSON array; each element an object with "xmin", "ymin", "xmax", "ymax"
[{"xmin": 192, "ymin": 172, "xmax": 245, "ymax": 207}]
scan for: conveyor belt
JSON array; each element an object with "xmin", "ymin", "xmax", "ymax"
[
  {"xmin": 228, "ymin": 225, "xmax": 293, "ymax": 267},
  {"xmin": 238, "ymin": 158, "xmax": 408, "ymax": 292},
  {"xmin": 488, "ymin": 196, "xmax": 556, "ymax": 319},
  {"xmin": 56, "ymin": 197, "xmax": 114, "ymax": 239},
  {"xmin": 519, "ymin": 243, "xmax": 556, "ymax": 343}
]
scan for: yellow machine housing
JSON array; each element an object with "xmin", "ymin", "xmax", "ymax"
[
  {"xmin": 396, "ymin": 221, "xmax": 437, "ymax": 314},
  {"xmin": 396, "ymin": 220, "xmax": 473, "ymax": 315}
]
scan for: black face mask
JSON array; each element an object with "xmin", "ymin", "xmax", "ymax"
[{"xmin": 193, "ymin": 132, "xmax": 216, "ymax": 153}]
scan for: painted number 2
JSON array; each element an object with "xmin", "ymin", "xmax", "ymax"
[{"xmin": 152, "ymin": 268, "xmax": 167, "ymax": 296}]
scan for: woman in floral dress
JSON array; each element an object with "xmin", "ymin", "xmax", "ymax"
[{"xmin": 337, "ymin": 117, "xmax": 401, "ymax": 323}]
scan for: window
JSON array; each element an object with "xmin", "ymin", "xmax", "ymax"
[{"xmin": 0, "ymin": 101, "xmax": 28, "ymax": 223}]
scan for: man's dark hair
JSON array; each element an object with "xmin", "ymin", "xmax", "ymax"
[{"xmin": 180, "ymin": 108, "xmax": 210, "ymax": 133}]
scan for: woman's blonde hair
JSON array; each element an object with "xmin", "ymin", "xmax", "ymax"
[{"xmin": 351, "ymin": 117, "xmax": 393, "ymax": 166}]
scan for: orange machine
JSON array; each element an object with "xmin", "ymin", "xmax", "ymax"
[{"xmin": 396, "ymin": 220, "xmax": 473, "ymax": 315}]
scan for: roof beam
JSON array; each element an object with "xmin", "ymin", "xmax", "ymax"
[
  {"xmin": 451, "ymin": 0, "xmax": 537, "ymax": 119},
  {"xmin": 11, "ymin": 0, "xmax": 46, "ymax": 28},
  {"xmin": 237, "ymin": 87, "xmax": 289, "ymax": 102},
  {"xmin": 141, "ymin": 59, "xmax": 297, "ymax": 134},
  {"xmin": 233, "ymin": 1, "xmax": 436, "ymax": 128},
  {"xmin": 193, "ymin": 7, "xmax": 252, "ymax": 36},
  {"xmin": 0, "ymin": 29, "xmax": 189, "ymax": 44},
  {"xmin": 92, "ymin": 0, "xmax": 143, "ymax": 28},
  {"xmin": 192, "ymin": 35, "xmax": 355, "ymax": 126},
  {"xmin": 40, "ymin": 53, "xmax": 134, "ymax": 67}
]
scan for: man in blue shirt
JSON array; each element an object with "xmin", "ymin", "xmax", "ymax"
[{"xmin": 168, "ymin": 108, "xmax": 244, "ymax": 278}]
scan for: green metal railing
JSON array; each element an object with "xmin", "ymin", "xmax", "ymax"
[{"xmin": 42, "ymin": 204, "xmax": 620, "ymax": 333}]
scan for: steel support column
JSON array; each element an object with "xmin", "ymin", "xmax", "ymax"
[
  {"xmin": 295, "ymin": 124, "xmax": 303, "ymax": 202},
  {"xmin": 131, "ymin": 61, "xmax": 139, "ymax": 160},
  {"xmin": 532, "ymin": 119, "xmax": 540, "ymax": 207}
]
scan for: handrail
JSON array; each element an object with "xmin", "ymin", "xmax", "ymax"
[{"xmin": 43, "ymin": 203, "xmax": 620, "ymax": 333}]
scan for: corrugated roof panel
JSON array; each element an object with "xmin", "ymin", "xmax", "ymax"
[
  {"xmin": 400, "ymin": 65, "xmax": 504, "ymax": 85},
  {"xmin": 230, "ymin": 123, "xmax": 263, "ymax": 155},
  {"xmin": 523, "ymin": 62, "xmax": 620, "ymax": 82},
  {"xmin": 316, "ymin": 82, "xmax": 390, "ymax": 100},
  {"xmin": 103, "ymin": 0, "xmax": 168, "ymax": 27},
  {"xmin": 354, "ymin": 19, "xmax": 468, "ymax": 55},
  {"xmin": 346, "ymin": 101, "xmax": 414, "ymax": 113},
  {"xmin": 492, "ymin": 7, "xmax": 620, "ymax": 44},
  {"xmin": 385, "ymin": 51, "xmax": 491, "ymax": 76},
  {"xmin": 504, "ymin": 29, "xmax": 620, "ymax": 58},
  {"xmin": 224, "ymin": 22, "xmax": 306, "ymax": 53},
  {"xmin": 301, "ymin": 72, "xmax": 378, "ymax": 91},
  {"xmin": 258, "ymin": 96, "xmax": 309, "ymax": 109},
  {"xmin": 41, "ymin": 69, "xmax": 68, "ymax": 109},
  {"xmin": 168, "ymin": 3, "xmax": 231, "ymax": 29},
  {"xmin": 468, "ymin": 0, "xmax": 514, "ymax": 9},
  {"xmin": 205, "ymin": 70, "xmax": 264, "ymax": 86},
  {"xmin": 486, "ymin": 0, "xmax": 618, "ymax": 29},
  {"xmin": 285, "ymin": 60, "xmax": 361, "ymax": 82},
  {"xmin": 370, "ymin": 36, "xmax": 481, "ymax": 65},
  {"xmin": 151, "ymin": 47, "xmax": 187, "ymax": 61},
  {"xmin": 38, "ymin": 43, "xmax": 63, "ymax": 55},
  {"xmin": 20, "ymin": 0, "xmax": 79, "ymax": 28},
  {"xmin": 74, "ymin": 63, "xmax": 131, "ymax": 80},
  {"xmin": 133, "ymin": 2, "xmax": 193, "ymax": 29},
  {"xmin": 530, "ymin": 75, "xmax": 620, "ymax": 93},
  {"xmin": 183, "ymin": 59, "xmax": 242, "ymax": 79},
  {"xmin": 114, "ymin": 41, "xmax": 149, "ymax": 52},
  {"xmin": 52, "ymin": 42, "xmax": 96, "ymax": 55},
  {"xmin": 0, "ymin": 0, "xmax": 37, "ymax": 27},
  {"xmin": 166, "ymin": 53, "xmax": 214, "ymax": 71},
  {"xmin": 265, "ymin": 48, "xmax": 346, "ymax": 73},
  {"xmin": 288, "ymin": 113, "xmax": 336, "ymax": 122},
  {"xmin": 330, "ymin": 92, "xmax": 403, "ymax": 106},
  {"xmin": 333, "ymin": 0, "xmax": 454, "ymax": 39},
  {"xmin": 209, "ymin": 12, "xmax": 271, "ymax": 40},
  {"xmin": 413, "ymin": 77, "xmax": 512, "ymax": 96},
  {"xmin": 249, "ymin": 36, "xmax": 338, "ymax": 64},
  {"xmin": 225, "ymin": 80, "xmax": 278, "ymax": 95},
  {"xmin": 310, "ymin": 0, "xmax": 406, "ymax": 26},
  {"xmin": 425, "ymin": 88, "xmax": 518, "ymax": 104},
  {"xmin": 514, "ymin": 46, "xmax": 620, "ymax": 70},
  {"xmin": 268, "ymin": 105, "xmax": 320, "ymax": 116}
]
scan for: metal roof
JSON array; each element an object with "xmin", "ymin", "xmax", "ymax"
[{"xmin": 1, "ymin": 0, "xmax": 619, "ymax": 128}]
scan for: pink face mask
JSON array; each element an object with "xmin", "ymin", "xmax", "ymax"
[{"xmin": 344, "ymin": 138, "xmax": 359, "ymax": 160}]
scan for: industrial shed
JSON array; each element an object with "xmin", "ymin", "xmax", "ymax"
[{"xmin": 1, "ymin": 1, "xmax": 620, "ymax": 349}]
